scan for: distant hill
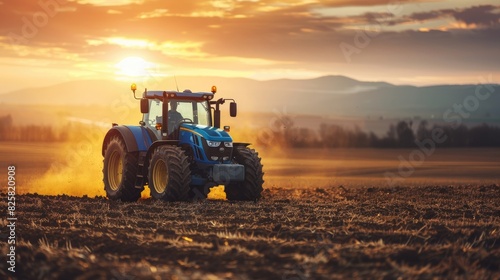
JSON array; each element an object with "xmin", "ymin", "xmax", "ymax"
[
  {"xmin": 1, "ymin": 76, "xmax": 499, "ymax": 123},
  {"xmin": 0, "ymin": 80, "xmax": 128, "ymax": 106}
]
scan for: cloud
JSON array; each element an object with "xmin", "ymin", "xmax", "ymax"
[
  {"xmin": 408, "ymin": 10, "xmax": 451, "ymax": 22},
  {"xmin": 0, "ymin": 0, "xmax": 499, "ymax": 87},
  {"xmin": 73, "ymin": 0, "xmax": 144, "ymax": 6},
  {"xmin": 453, "ymin": 5, "xmax": 500, "ymax": 27},
  {"xmin": 137, "ymin": 8, "xmax": 169, "ymax": 19},
  {"xmin": 405, "ymin": 5, "xmax": 500, "ymax": 27}
]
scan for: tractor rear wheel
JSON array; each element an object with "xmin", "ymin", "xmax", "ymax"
[
  {"xmin": 148, "ymin": 146, "xmax": 191, "ymax": 201},
  {"xmin": 225, "ymin": 146, "xmax": 264, "ymax": 201},
  {"xmin": 103, "ymin": 136, "xmax": 141, "ymax": 202}
]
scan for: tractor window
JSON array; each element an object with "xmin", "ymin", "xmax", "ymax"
[
  {"xmin": 173, "ymin": 100, "xmax": 210, "ymax": 126},
  {"xmin": 144, "ymin": 99, "xmax": 211, "ymax": 137},
  {"xmin": 146, "ymin": 100, "xmax": 162, "ymax": 126},
  {"xmin": 143, "ymin": 100, "xmax": 162, "ymax": 138},
  {"xmin": 175, "ymin": 101, "xmax": 192, "ymax": 120},
  {"xmin": 197, "ymin": 102, "xmax": 210, "ymax": 125}
]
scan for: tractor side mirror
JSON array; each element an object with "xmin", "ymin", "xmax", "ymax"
[
  {"xmin": 230, "ymin": 102, "xmax": 237, "ymax": 117},
  {"xmin": 140, "ymin": 98, "xmax": 149, "ymax": 114}
]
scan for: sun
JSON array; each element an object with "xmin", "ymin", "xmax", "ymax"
[{"xmin": 115, "ymin": 56, "xmax": 155, "ymax": 78}]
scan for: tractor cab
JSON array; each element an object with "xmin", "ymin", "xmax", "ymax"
[
  {"xmin": 141, "ymin": 90, "xmax": 214, "ymax": 140},
  {"xmin": 142, "ymin": 94, "xmax": 212, "ymax": 140},
  {"xmin": 138, "ymin": 86, "xmax": 236, "ymax": 140}
]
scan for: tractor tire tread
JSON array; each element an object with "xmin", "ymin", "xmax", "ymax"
[
  {"xmin": 149, "ymin": 146, "xmax": 191, "ymax": 201},
  {"xmin": 226, "ymin": 146, "xmax": 264, "ymax": 201},
  {"xmin": 103, "ymin": 136, "xmax": 141, "ymax": 202}
]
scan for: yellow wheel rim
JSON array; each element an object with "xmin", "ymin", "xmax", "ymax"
[
  {"xmin": 108, "ymin": 150, "xmax": 123, "ymax": 191},
  {"xmin": 153, "ymin": 159, "xmax": 168, "ymax": 194}
]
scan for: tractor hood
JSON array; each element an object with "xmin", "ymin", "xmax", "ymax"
[{"xmin": 180, "ymin": 124, "xmax": 232, "ymax": 142}]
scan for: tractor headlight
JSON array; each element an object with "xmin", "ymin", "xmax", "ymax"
[
  {"xmin": 206, "ymin": 140, "xmax": 221, "ymax": 147},
  {"xmin": 224, "ymin": 142, "xmax": 233, "ymax": 148}
]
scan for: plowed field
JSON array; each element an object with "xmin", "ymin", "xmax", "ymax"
[{"xmin": 2, "ymin": 185, "xmax": 499, "ymax": 279}]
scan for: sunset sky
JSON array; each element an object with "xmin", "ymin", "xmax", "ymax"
[{"xmin": 1, "ymin": 0, "xmax": 499, "ymax": 93}]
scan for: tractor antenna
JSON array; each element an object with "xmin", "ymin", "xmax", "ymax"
[{"xmin": 174, "ymin": 75, "xmax": 179, "ymax": 92}]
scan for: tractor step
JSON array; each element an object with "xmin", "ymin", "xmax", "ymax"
[
  {"xmin": 135, "ymin": 151, "xmax": 147, "ymax": 189},
  {"xmin": 138, "ymin": 154, "xmax": 146, "ymax": 166}
]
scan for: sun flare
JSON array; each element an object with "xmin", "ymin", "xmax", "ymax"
[{"xmin": 115, "ymin": 56, "xmax": 155, "ymax": 78}]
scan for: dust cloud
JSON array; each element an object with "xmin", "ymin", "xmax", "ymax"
[
  {"xmin": 24, "ymin": 121, "xmax": 230, "ymax": 199},
  {"xmin": 25, "ymin": 124, "xmax": 109, "ymax": 197}
]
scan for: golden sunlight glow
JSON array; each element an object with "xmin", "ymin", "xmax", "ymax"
[
  {"xmin": 158, "ymin": 41, "xmax": 207, "ymax": 58},
  {"xmin": 107, "ymin": 37, "xmax": 153, "ymax": 48},
  {"xmin": 96, "ymin": 37, "xmax": 206, "ymax": 59},
  {"xmin": 75, "ymin": 0, "xmax": 144, "ymax": 6},
  {"xmin": 138, "ymin": 9, "xmax": 169, "ymax": 19},
  {"xmin": 115, "ymin": 56, "xmax": 155, "ymax": 78}
]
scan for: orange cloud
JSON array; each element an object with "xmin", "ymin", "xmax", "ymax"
[{"xmin": 0, "ymin": 0, "xmax": 498, "ymax": 91}]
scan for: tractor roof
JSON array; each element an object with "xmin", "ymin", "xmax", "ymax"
[{"xmin": 145, "ymin": 90, "xmax": 214, "ymax": 101}]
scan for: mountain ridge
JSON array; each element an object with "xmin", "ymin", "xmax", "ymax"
[{"xmin": 1, "ymin": 76, "xmax": 499, "ymax": 121}]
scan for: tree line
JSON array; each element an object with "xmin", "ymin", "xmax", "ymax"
[
  {"xmin": 255, "ymin": 116, "xmax": 500, "ymax": 148},
  {"xmin": 2, "ymin": 113, "xmax": 499, "ymax": 148},
  {"xmin": 0, "ymin": 114, "xmax": 87, "ymax": 142}
]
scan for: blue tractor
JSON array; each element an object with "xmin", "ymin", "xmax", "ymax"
[{"xmin": 102, "ymin": 84, "xmax": 264, "ymax": 202}]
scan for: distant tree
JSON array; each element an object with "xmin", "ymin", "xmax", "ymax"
[
  {"xmin": 0, "ymin": 115, "xmax": 13, "ymax": 140},
  {"xmin": 469, "ymin": 123, "xmax": 500, "ymax": 147},
  {"xmin": 255, "ymin": 115, "xmax": 295, "ymax": 149},
  {"xmin": 395, "ymin": 121, "xmax": 415, "ymax": 147},
  {"xmin": 350, "ymin": 126, "xmax": 369, "ymax": 147},
  {"xmin": 387, "ymin": 124, "xmax": 396, "ymax": 141},
  {"xmin": 450, "ymin": 124, "xmax": 469, "ymax": 147},
  {"xmin": 416, "ymin": 120, "xmax": 430, "ymax": 141},
  {"xmin": 289, "ymin": 127, "xmax": 318, "ymax": 148},
  {"xmin": 368, "ymin": 132, "xmax": 380, "ymax": 147}
]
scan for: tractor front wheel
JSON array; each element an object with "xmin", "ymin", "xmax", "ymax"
[
  {"xmin": 103, "ymin": 136, "xmax": 141, "ymax": 202},
  {"xmin": 148, "ymin": 146, "xmax": 191, "ymax": 201},
  {"xmin": 225, "ymin": 146, "xmax": 264, "ymax": 201}
]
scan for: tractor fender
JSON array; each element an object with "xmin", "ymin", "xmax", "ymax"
[
  {"xmin": 102, "ymin": 125, "xmax": 156, "ymax": 156},
  {"xmin": 233, "ymin": 142, "xmax": 251, "ymax": 148}
]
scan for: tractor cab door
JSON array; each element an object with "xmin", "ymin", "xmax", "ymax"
[{"xmin": 143, "ymin": 99, "xmax": 163, "ymax": 140}]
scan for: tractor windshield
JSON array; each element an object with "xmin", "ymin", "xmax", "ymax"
[
  {"xmin": 173, "ymin": 100, "xmax": 210, "ymax": 127},
  {"xmin": 144, "ymin": 99, "xmax": 211, "ymax": 137}
]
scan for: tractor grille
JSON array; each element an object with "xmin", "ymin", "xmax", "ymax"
[{"xmin": 201, "ymin": 141, "xmax": 233, "ymax": 162}]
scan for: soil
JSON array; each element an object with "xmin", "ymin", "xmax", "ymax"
[{"xmin": 1, "ymin": 185, "xmax": 500, "ymax": 279}]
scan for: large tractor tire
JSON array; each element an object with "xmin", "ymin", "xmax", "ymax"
[
  {"xmin": 148, "ymin": 146, "xmax": 191, "ymax": 201},
  {"xmin": 225, "ymin": 146, "xmax": 264, "ymax": 201},
  {"xmin": 103, "ymin": 136, "xmax": 142, "ymax": 202}
]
